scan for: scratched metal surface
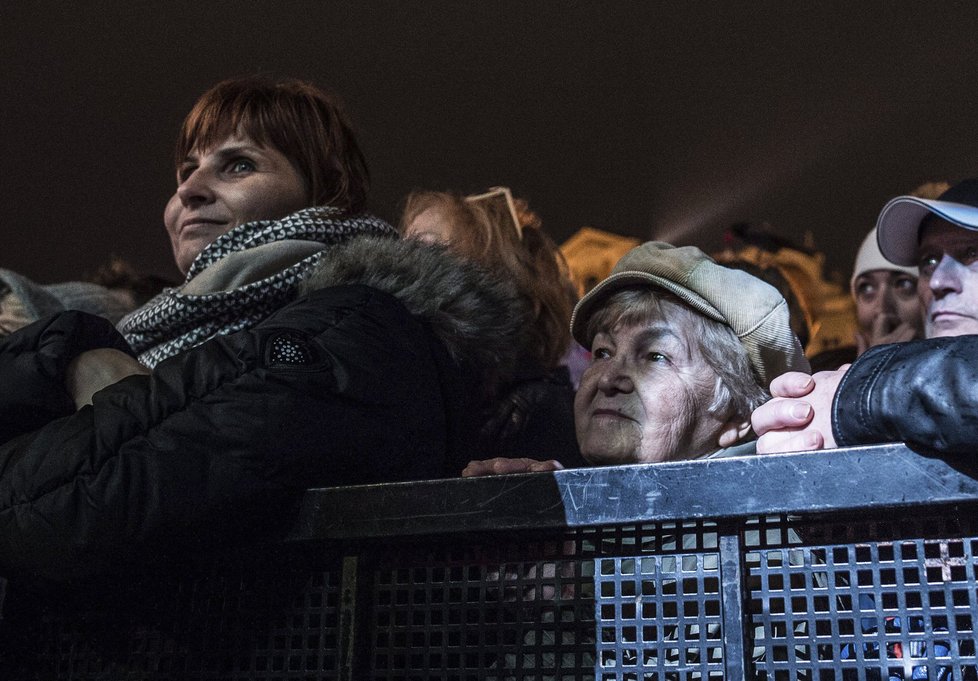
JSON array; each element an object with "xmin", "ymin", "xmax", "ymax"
[{"xmin": 287, "ymin": 444, "xmax": 978, "ymax": 541}]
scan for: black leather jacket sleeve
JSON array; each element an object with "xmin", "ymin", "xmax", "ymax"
[{"xmin": 832, "ymin": 336, "xmax": 978, "ymax": 454}]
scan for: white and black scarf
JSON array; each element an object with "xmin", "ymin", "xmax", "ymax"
[{"xmin": 119, "ymin": 206, "xmax": 397, "ymax": 367}]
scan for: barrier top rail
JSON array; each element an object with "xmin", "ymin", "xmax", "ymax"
[{"xmin": 288, "ymin": 443, "xmax": 978, "ymax": 541}]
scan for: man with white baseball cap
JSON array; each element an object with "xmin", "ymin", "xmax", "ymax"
[
  {"xmin": 877, "ymin": 178, "xmax": 978, "ymax": 338},
  {"xmin": 752, "ymin": 178, "xmax": 978, "ymax": 455}
]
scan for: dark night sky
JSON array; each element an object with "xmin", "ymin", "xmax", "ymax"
[{"xmin": 3, "ymin": 2, "xmax": 978, "ymax": 284}]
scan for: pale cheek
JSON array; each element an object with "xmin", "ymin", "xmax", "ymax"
[
  {"xmin": 855, "ymin": 300, "xmax": 878, "ymax": 331},
  {"xmin": 895, "ymin": 296, "xmax": 923, "ymax": 323},
  {"xmin": 633, "ymin": 408, "xmax": 692, "ymax": 464},
  {"xmin": 962, "ymin": 272, "xmax": 978, "ymax": 306},
  {"xmin": 163, "ymin": 194, "xmax": 181, "ymax": 238}
]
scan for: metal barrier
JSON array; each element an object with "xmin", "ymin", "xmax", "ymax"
[{"xmin": 2, "ymin": 443, "xmax": 978, "ymax": 680}]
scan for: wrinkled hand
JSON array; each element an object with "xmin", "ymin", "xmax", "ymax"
[
  {"xmin": 856, "ymin": 314, "xmax": 919, "ymax": 355},
  {"xmin": 751, "ymin": 366, "xmax": 849, "ymax": 454},
  {"xmin": 66, "ymin": 348, "xmax": 150, "ymax": 409},
  {"xmin": 461, "ymin": 457, "xmax": 564, "ymax": 477}
]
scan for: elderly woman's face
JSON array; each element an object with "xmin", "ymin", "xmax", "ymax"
[
  {"xmin": 574, "ymin": 312, "xmax": 730, "ymax": 465},
  {"xmin": 165, "ymin": 134, "xmax": 308, "ymax": 274}
]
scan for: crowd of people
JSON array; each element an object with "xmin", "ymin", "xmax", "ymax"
[{"xmin": 0, "ymin": 74, "xmax": 975, "ymax": 588}]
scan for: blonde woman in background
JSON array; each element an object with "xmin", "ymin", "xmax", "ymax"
[{"xmin": 401, "ymin": 187, "xmax": 586, "ymax": 468}]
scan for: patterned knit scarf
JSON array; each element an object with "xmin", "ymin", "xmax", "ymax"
[{"xmin": 119, "ymin": 206, "xmax": 397, "ymax": 367}]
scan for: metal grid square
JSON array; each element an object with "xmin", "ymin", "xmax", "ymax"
[
  {"xmin": 369, "ymin": 534, "xmax": 596, "ymax": 681},
  {"xmin": 594, "ymin": 521, "xmax": 724, "ymax": 681},
  {"xmin": 745, "ymin": 514, "xmax": 978, "ymax": 680}
]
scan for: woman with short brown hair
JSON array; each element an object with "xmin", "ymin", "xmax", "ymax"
[{"xmin": 121, "ymin": 76, "xmax": 396, "ymax": 367}]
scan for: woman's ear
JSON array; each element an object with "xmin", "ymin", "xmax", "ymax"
[{"xmin": 717, "ymin": 419, "xmax": 752, "ymax": 448}]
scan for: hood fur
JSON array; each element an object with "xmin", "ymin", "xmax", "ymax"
[{"xmin": 300, "ymin": 236, "xmax": 531, "ymax": 393}]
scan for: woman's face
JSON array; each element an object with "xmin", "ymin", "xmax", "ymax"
[
  {"xmin": 165, "ymin": 134, "xmax": 308, "ymax": 274},
  {"xmin": 573, "ymin": 311, "xmax": 728, "ymax": 465},
  {"xmin": 852, "ymin": 269, "xmax": 922, "ymax": 338}
]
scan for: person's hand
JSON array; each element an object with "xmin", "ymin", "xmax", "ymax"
[
  {"xmin": 856, "ymin": 314, "xmax": 919, "ymax": 355},
  {"xmin": 751, "ymin": 366, "xmax": 850, "ymax": 454},
  {"xmin": 461, "ymin": 457, "xmax": 564, "ymax": 477},
  {"xmin": 65, "ymin": 348, "xmax": 150, "ymax": 409}
]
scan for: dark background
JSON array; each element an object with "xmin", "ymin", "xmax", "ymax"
[{"xmin": 2, "ymin": 2, "xmax": 977, "ymax": 284}]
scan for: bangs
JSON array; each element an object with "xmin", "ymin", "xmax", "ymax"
[
  {"xmin": 171, "ymin": 76, "xmax": 369, "ymax": 212},
  {"xmin": 174, "ymin": 86, "xmax": 284, "ymax": 166},
  {"xmin": 585, "ymin": 288, "xmax": 668, "ymax": 347}
]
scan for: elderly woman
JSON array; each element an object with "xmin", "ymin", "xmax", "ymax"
[{"xmin": 464, "ymin": 241, "xmax": 809, "ymax": 475}]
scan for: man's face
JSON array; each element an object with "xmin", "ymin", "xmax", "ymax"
[
  {"xmin": 916, "ymin": 218, "xmax": 978, "ymax": 338},
  {"xmin": 573, "ymin": 309, "xmax": 726, "ymax": 465}
]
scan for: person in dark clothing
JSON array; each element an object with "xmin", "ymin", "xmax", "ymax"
[{"xmin": 0, "ymin": 237, "xmax": 527, "ymax": 582}]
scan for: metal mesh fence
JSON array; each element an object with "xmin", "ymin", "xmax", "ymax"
[{"xmin": 2, "ymin": 449, "xmax": 977, "ymax": 680}]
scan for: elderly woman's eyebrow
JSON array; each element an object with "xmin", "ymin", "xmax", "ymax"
[
  {"xmin": 634, "ymin": 324, "xmax": 691, "ymax": 356},
  {"xmin": 594, "ymin": 322, "xmax": 684, "ymax": 344}
]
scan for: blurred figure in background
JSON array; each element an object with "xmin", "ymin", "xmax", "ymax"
[
  {"xmin": 849, "ymin": 228, "xmax": 923, "ymax": 354},
  {"xmin": 848, "ymin": 182, "xmax": 946, "ymax": 355},
  {"xmin": 0, "ymin": 257, "xmax": 172, "ymax": 338},
  {"xmin": 88, "ymin": 257, "xmax": 176, "ymax": 308},
  {"xmin": 401, "ymin": 187, "xmax": 585, "ymax": 467},
  {"xmin": 712, "ymin": 222, "xmax": 857, "ymax": 372},
  {"xmin": 754, "ymin": 178, "xmax": 978, "ymax": 455}
]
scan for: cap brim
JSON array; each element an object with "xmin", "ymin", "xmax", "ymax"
[
  {"xmin": 571, "ymin": 271, "xmax": 724, "ymax": 348},
  {"xmin": 876, "ymin": 197, "xmax": 978, "ymax": 266}
]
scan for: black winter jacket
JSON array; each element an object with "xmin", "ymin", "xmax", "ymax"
[
  {"xmin": 0, "ymin": 238, "xmax": 527, "ymax": 582},
  {"xmin": 479, "ymin": 363, "xmax": 586, "ymax": 468},
  {"xmin": 833, "ymin": 335, "xmax": 978, "ymax": 454}
]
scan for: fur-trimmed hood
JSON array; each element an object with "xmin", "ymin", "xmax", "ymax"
[{"xmin": 300, "ymin": 236, "xmax": 531, "ymax": 394}]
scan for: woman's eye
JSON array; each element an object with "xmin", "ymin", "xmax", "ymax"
[
  {"xmin": 964, "ymin": 247, "xmax": 978, "ymax": 266},
  {"xmin": 645, "ymin": 351, "xmax": 666, "ymax": 363},
  {"xmin": 591, "ymin": 347, "xmax": 612, "ymax": 360},
  {"xmin": 855, "ymin": 281, "xmax": 876, "ymax": 299},
  {"xmin": 894, "ymin": 276, "xmax": 917, "ymax": 292},
  {"xmin": 228, "ymin": 158, "xmax": 256, "ymax": 174},
  {"xmin": 177, "ymin": 165, "xmax": 197, "ymax": 183}
]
